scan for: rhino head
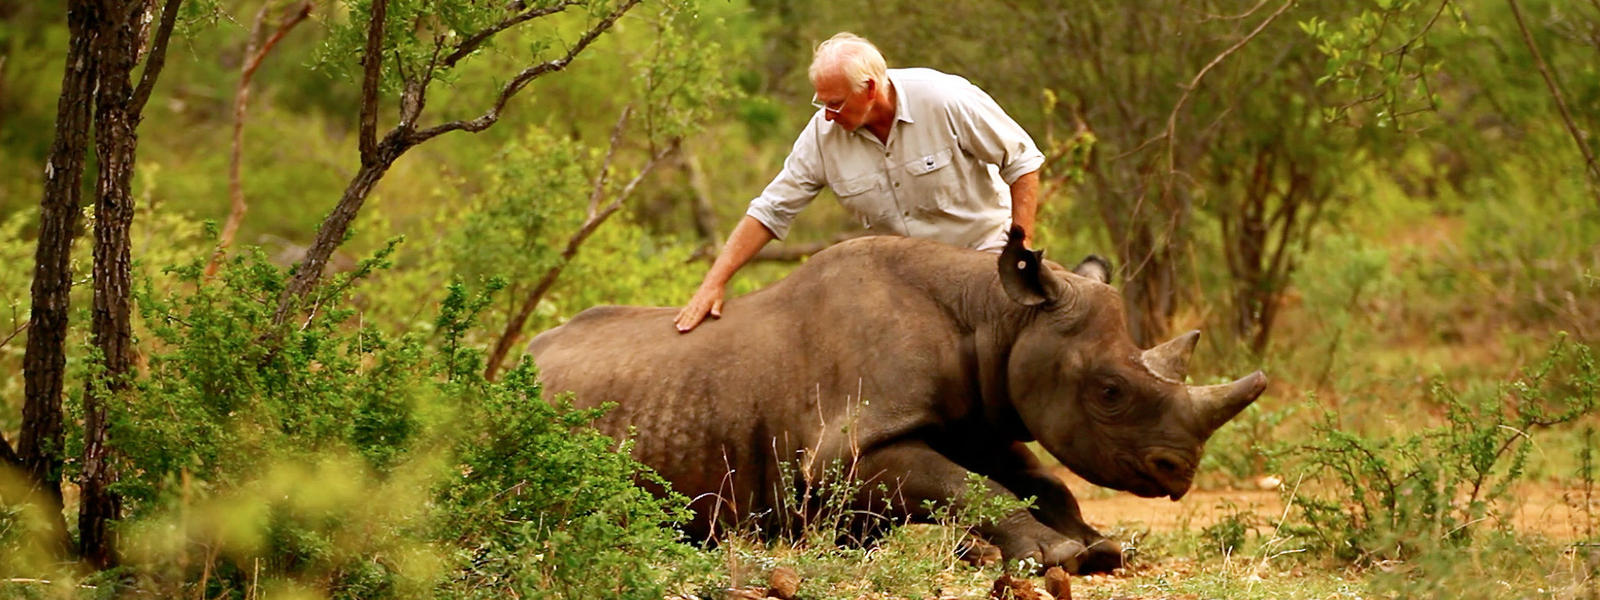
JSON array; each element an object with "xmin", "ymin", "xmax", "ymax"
[{"xmin": 998, "ymin": 229, "xmax": 1266, "ymax": 500}]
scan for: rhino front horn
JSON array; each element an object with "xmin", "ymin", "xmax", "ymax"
[
  {"xmin": 1142, "ymin": 330, "xmax": 1199, "ymax": 383},
  {"xmin": 1189, "ymin": 371, "xmax": 1268, "ymax": 434}
]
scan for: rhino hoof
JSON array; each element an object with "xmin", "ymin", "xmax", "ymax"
[
  {"xmin": 1040, "ymin": 539, "xmax": 1088, "ymax": 572},
  {"xmin": 1075, "ymin": 538, "xmax": 1124, "ymax": 574}
]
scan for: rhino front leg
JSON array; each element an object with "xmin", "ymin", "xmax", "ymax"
[
  {"xmin": 977, "ymin": 442, "xmax": 1124, "ymax": 574},
  {"xmin": 853, "ymin": 440, "xmax": 1091, "ymax": 571}
]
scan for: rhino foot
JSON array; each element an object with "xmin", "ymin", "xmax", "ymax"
[
  {"xmin": 993, "ymin": 534, "xmax": 1123, "ymax": 575},
  {"xmin": 1076, "ymin": 537, "xmax": 1124, "ymax": 574}
]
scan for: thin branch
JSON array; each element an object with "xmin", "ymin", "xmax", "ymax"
[
  {"xmin": 0, "ymin": 320, "xmax": 27, "ymax": 350},
  {"xmin": 131, "ymin": 0, "xmax": 184, "ymax": 114},
  {"xmin": 411, "ymin": 0, "xmax": 642, "ymax": 144},
  {"xmin": 483, "ymin": 135, "xmax": 678, "ymax": 381},
  {"xmin": 1508, "ymin": 0, "xmax": 1600, "ymax": 200},
  {"xmin": 359, "ymin": 0, "xmax": 388, "ymax": 161},
  {"xmin": 442, "ymin": 0, "xmax": 582, "ymax": 68},
  {"xmin": 399, "ymin": 39, "xmax": 443, "ymax": 129},
  {"xmin": 1164, "ymin": 0, "xmax": 1295, "ymax": 178},
  {"xmin": 587, "ymin": 106, "xmax": 631, "ymax": 219},
  {"xmin": 208, "ymin": 1, "xmax": 313, "ymax": 277}
]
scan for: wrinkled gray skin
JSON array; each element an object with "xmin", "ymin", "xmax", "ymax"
[{"xmin": 528, "ymin": 231, "xmax": 1266, "ymax": 574}]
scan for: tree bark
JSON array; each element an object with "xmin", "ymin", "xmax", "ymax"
[
  {"xmin": 78, "ymin": 0, "xmax": 151, "ymax": 569},
  {"xmin": 275, "ymin": 158, "xmax": 398, "ymax": 325},
  {"xmin": 19, "ymin": 0, "xmax": 100, "ymax": 559},
  {"xmin": 75, "ymin": 0, "xmax": 183, "ymax": 568}
]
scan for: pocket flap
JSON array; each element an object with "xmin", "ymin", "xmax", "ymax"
[
  {"xmin": 833, "ymin": 173, "xmax": 880, "ymax": 196},
  {"xmin": 906, "ymin": 148, "xmax": 953, "ymax": 176}
]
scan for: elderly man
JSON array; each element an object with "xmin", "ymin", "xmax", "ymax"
[{"xmin": 675, "ymin": 32, "xmax": 1045, "ymax": 333}]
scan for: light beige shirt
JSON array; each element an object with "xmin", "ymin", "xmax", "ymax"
[{"xmin": 747, "ymin": 68, "xmax": 1045, "ymax": 252}]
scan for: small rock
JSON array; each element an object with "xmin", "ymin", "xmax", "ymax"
[
  {"xmin": 989, "ymin": 573, "xmax": 1052, "ymax": 600},
  {"xmin": 766, "ymin": 566, "xmax": 801, "ymax": 600},
  {"xmin": 1254, "ymin": 474, "xmax": 1283, "ymax": 490},
  {"xmin": 959, "ymin": 537, "xmax": 1003, "ymax": 567},
  {"xmin": 1043, "ymin": 566, "xmax": 1071, "ymax": 600}
]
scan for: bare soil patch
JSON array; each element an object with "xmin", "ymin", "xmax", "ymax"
[{"xmin": 1059, "ymin": 469, "xmax": 1599, "ymax": 540}]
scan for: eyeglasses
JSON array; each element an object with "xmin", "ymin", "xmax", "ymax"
[{"xmin": 810, "ymin": 94, "xmax": 847, "ymax": 115}]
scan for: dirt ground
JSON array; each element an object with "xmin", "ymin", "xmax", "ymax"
[{"xmin": 1060, "ymin": 469, "xmax": 1600, "ymax": 540}]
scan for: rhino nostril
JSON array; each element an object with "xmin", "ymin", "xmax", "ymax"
[{"xmin": 1143, "ymin": 452, "xmax": 1188, "ymax": 479}]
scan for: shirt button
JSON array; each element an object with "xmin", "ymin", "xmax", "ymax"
[
  {"xmin": 893, "ymin": 181, "xmax": 900, "ymax": 188},
  {"xmin": 885, "ymin": 152, "xmax": 891, "ymax": 157}
]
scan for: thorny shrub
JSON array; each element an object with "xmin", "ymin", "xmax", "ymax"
[{"xmin": 1282, "ymin": 334, "xmax": 1599, "ymax": 567}]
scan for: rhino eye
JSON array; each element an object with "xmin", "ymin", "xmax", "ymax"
[{"xmin": 1100, "ymin": 385, "xmax": 1122, "ymax": 404}]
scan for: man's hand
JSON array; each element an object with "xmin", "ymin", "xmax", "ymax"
[
  {"xmin": 675, "ymin": 282, "xmax": 725, "ymax": 332},
  {"xmin": 674, "ymin": 216, "xmax": 777, "ymax": 333}
]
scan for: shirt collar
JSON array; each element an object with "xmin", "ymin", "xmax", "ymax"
[{"xmin": 887, "ymin": 70, "xmax": 915, "ymax": 125}]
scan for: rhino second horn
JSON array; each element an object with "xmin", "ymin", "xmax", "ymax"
[
  {"xmin": 1141, "ymin": 330, "xmax": 1200, "ymax": 383},
  {"xmin": 1189, "ymin": 371, "xmax": 1268, "ymax": 434}
]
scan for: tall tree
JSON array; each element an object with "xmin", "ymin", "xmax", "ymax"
[
  {"xmin": 16, "ymin": 0, "xmax": 100, "ymax": 560},
  {"xmin": 272, "ymin": 0, "xmax": 672, "ymax": 325},
  {"xmin": 15, "ymin": 0, "xmax": 184, "ymax": 567},
  {"xmin": 81, "ymin": 0, "xmax": 183, "ymax": 568}
]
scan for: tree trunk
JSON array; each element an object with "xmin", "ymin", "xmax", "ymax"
[
  {"xmin": 274, "ymin": 158, "xmax": 398, "ymax": 325},
  {"xmin": 79, "ymin": 0, "xmax": 149, "ymax": 567},
  {"xmin": 19, "ymin": 0, "xmax": 99, "ymax": 558}
]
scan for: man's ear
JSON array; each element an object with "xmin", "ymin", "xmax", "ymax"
[{"xmin": 1072, "ymin": 255, "xmax": 1113, "ymax": 284}]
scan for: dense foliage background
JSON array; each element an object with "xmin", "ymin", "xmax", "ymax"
[{"xmin": 1, "ymin": 0, "xmax": 1597, "ymax": 597}]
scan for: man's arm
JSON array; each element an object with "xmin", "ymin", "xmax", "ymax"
[
  {"xmin": 674, "ymin": 216, "xmax": 776, "ymax": 332},
  {"xmin": 1009, "ymin": 170, "xmax": 1041, "ymax": 246}
]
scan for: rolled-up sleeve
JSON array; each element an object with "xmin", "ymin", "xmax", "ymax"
[
  {"xmin": 948, "ymin": 85, "xmax": 1045, "ymax": 185},
  {"xmin": 746, "ymin": 118, "xmax": 826, "ymax": 241}
]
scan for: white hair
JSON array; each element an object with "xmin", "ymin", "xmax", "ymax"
[{"xmin": 809, "ymin": 32, "xmax": 887, "ymax": 92}]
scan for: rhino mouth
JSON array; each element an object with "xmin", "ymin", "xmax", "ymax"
[{"xmin": 1117, "ymin": 457, "xmax": 1187, "ymax": 500}]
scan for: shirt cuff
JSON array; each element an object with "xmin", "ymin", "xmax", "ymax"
[
  {"xmin": 745, "ymin": 203, "xmax": 794, "ymax": 241},
  {"xmin": 999, "ymin": 153, "xmax": 1045, "ymax": 186}
]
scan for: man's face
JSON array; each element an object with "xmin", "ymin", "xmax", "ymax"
[{"xmin": 812, "ymin": 71, "xmax": 873, "ymax": 131}]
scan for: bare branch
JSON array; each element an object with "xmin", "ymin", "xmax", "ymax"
[
  {"xmin": 209, "ymin": 1, "xmax": 314, "ymax": 278},
  {"xmin": 413, "ymin": 0, "xmax": 643, "ymax": 144},
  {"xmin": 1508, "ymin": 0, "xmax": 1600, "ymax": 201},
  {"xmin": 594, "ymin": 139, "xmax": 676, "ymax": 224},
  {"xmin": 1164, "ymin": 0, "xmax": 1295, "ymax": 177},
  {"xmin": 131, "ymin": 0, "xmax": 184, "ymax": 113},
  {"xmin": 483, "ymin": 134, "xmax": 678, "ymax": 380},
  {"xmin": 1, "ymin": 320, "xmax": 28, "ymax": 351},
  {"xmin": 359, "ymin": 0, "xmax": 389, "ymax": 161},
  {"xmin": 587, "ymin": 106, "xmax": 632, "ymax": 219},
  {"xmin": 442, "ymin": 0, "xmax": 582, "ymax": 68}
]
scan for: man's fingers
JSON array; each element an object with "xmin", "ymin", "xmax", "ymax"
[{"xmin": 710, "ymin": 299, "xmax": 723, "ymax": 319}]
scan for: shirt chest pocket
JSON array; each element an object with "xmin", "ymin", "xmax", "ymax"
[
  {"xmin": 831, "ymin": 172, "xmax": 888, "ymax": 228},
  {"xmin": 901, "ymin": 148, "xmax": 957, "ymax": 212}
]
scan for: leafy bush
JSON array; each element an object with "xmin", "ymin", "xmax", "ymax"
[
  {"xmin": 4, "ymin": 245, "xmax": 693, "ymax": 599},
  {"xmin": 1282, "ymin": 335, "xmax": 1599, "ymax": 566}
]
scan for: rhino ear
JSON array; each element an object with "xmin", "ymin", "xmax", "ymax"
[
  {"xmin": 998, "ymin": 225, "xmax": 1067, "ymax": 307},
  {"xmin": 1073, "ymin": 254, "xmax": 1113, "ymax": 284}
]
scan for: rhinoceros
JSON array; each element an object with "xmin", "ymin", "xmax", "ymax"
[{"xmin": 527, "ymin": 228, "xmax": 1266, "ymax": 573}]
